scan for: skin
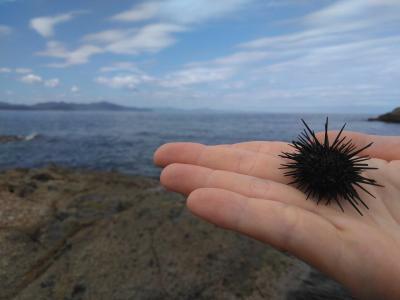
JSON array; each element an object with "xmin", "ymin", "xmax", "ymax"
[{"xmin": 153, "ymin": 131, "xmax": 400, "ymax": 300}]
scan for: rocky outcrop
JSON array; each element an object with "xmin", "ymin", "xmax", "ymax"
[
  {"xmin": 0, "ymin": 135, "xmax": 25, "ymax": 143},
  {"xmin": 368, "ymin": 107, "xmax": 400, "ymax": 123},
  {"xmin": 0, "ymin": 166, "xmax": 312, "ymax": 300}
]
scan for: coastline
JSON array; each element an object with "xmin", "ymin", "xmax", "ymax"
[{"xmin": 0, "ymin": 165, "xmax": 310, "ymax": 300}]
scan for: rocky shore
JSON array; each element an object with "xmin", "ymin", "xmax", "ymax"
[{"xmin": 0, "ymin": 166, "xmax": 354, "ymax": 300}]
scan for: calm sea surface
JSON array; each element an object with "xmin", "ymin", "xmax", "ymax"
[{"xmin": 0, "ymin": 111, "xmax": 399, "ymax": 176}]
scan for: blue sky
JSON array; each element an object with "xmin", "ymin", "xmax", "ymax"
[{"xmin": 0, "ymin": 0, "xmax": 399, "ymax": 113}]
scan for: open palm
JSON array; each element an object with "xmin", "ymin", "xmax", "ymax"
[{"xmin": 154, "ymin": 131, "xmax": 400, "ymax": 300}]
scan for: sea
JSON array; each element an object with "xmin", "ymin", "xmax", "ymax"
[{"xmin": 0, "ymin": 111, "xmax": 399, "ymax": 176}]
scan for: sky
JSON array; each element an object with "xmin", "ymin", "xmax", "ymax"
[{"xmin": 0, "ymin": 0, "xmax": 399, "ymax": 113}]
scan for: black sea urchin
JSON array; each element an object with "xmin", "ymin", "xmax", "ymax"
[{"xmin": 279, "ymin": 118, "xmax": 382, "ymax": 215}]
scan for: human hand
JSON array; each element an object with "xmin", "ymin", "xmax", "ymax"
[{"xmin": 153, "ymin": 131, "xmax": 400, "ymax": 300}]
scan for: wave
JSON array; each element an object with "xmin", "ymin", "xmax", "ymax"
[
  {"xmin": 0, "ymin": 133, "xmax": 41, "ymax": 144},
  {"xmin": 24, "ymin": 133, "xmax": 40, "ymax": 141}
]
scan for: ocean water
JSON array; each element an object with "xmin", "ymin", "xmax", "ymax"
[{"xmin": 0, "ymin": 111, "xmax": 399, "ymax": 176}]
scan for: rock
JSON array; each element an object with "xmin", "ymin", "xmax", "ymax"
[
  {"xmin": 31, "ymin": 173, "xmax": 55, "ymax": 182},
  {"xmin": 0, "ymin": 166, "xmax": 349, "ymax": 300},
  {"xmin": 0, "ymin": 135, "xmax": 25, "ymax": 143},
  {"xmin": 287, "ymin": 268, "xmax": 357, "ymax": 300},
  {"xmin": 368, "ymin": 107, "xmax": 400, "ymax": 123}
]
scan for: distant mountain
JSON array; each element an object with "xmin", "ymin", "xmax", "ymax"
[{"xmin": 0, "ymin": 101, "xmax": 152, "ymax": 112}]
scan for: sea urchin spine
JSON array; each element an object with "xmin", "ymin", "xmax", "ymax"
[{"xmin": 279, "ymin": 118, "xmax": 382, "ymax": 215}]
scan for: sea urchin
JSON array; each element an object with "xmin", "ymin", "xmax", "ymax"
[{"xmin": 279, "ymin": 118, "xmax": 382, "ymax": 215}]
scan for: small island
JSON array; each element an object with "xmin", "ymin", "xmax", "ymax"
[
  {"xmin": 368, "ymin": 107, "xmax": 400, "ymax": 123},
  {"xmin": 0, "ymin": 101, "xmax": 151, "ymax": 112}
]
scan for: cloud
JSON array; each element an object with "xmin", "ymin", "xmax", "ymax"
[
  {"xmin": 71, "ymin": 85, "xmax": 79, "ymax": 93},
  {"xmin": 43, "ymin": 23, "xmax": 184, "ymax": 66},
  {"xmin": 99, "ymin": 62, "xmax": 139, "ymax": 73},
  {"xmin": 111, "ymin": 2, "xmax": 159, "ymax": 22},
  {"xmin": 44, "ymin": 78, "xmax": 60, "ymax": 87},
  {"xmin": 39, "ymin": 0, "xmax": 250, "ymax": 67},
  {"xmin": 15, "ymin": 68, "xmax": 32, "ymax": 74},
  {"xmin": 37, "ymin": 41, "xmax": 103, "ymax": 67},
  {"xmin": 0, "ymin": 25, "xmax": 11, "ymax": 35},
  {"xmin": 30, "ymin": 11, "xmax": 85, "ymax": 38},
  {"xmin": 110, "ymin": 0, "xmax": 251, "ymax": 24},
  {"xmin": 213, "ymin": 50, "xmax": 269, "ymax": 65},
  {"xmin": 83, "ymin": 29, "xmax": 136, "ymax": 44},
  {"xmin": 20, "ymin": 73, "xmax": 43, "ymax": 84},
  {"xmin": 306, "ymin": 0, "xmax": 400, "ymax": 24},
  {"xmin": 160, "ymin": 66, "xmax": 234, "ymax": 87},
  {"xmin": 0, "ymin": 67, "xmax": 11, "ymax": 73},
  {"xmin": 95, "ymin": 74, "xmax": 153, "ymax": 89},
  {"xmin": 19, "ymin": 73, "xmax": 61, "ymax": 88},
  {"xmin": 0, "ymin": 67, "xmax": 34, "ymax": 74},
  {"xmin": 105, "ymin": 23, "xmax": 186, "ymax": 55}
]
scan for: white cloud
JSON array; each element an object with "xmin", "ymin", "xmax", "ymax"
[
  {"xmin": 83, "ymin": 23, "xmax": 186, "ymax": 55},
  {"xmin": 306, "ymin": 0, "xmax": 400, "ymax": 25},
  {"xmin": 99, "ymin": 62, "xmax": 139, "ymax": 73},
  {"xmin": 44, "ymin": 78, "xmax": 60, "ymax": 87},
  {"xmin": 236, "ymin": 0, "xmax": 400, "ymax": 80},
  {"xmin": 20, "ymin": 73, "xmax": 43, "ymax": 84},
  {"xmin": 0, "ymin": 67, "xmax": 11, "ymax": 73},
  {"xmin": 0, "ymin": 25, "xmax": 11, "ymax": 35},
  {"xmin": 111, "ymin": 2, "xmax": 159, "ymax": 22},
  {"xmin": 105, "ymin": 23, "xmax": 186, "ymax": 55},
  {"xmin": 111, "ymin": 0, "xmax": 251, "ymax": 24},
  {"xmin": 37, "ymin": 41, "xmax": 103, "ymax": 67},
  {"xmin": 30, "ymin": 11, "xmax": 85, "ymax": 38},
  {"xmin": 83, "ymin": 29, "xmax": 136, "ymax": 44},
  {"xmin": 71, "ymin": 85, "xmax": 79, "ymax": 93},
  {"xmin": 41, "ymin": 23, "xmax": 180, "ymax": 66},
  {"xmin": 213, "ymin": 50, "xmax": 269, "ymax": 65},
  {"xmin": 95, "ymin": 74, "xmax": 153, "ymax": 89},
  {"xmin": 15, "ymin": 68, "xmax": 32, "ymax": 74},
  {"xmin": 19, "ymin": 73, "xmax": 61, "ymax": 88},
  {"xmin": 160, "ymin": 66, "xmax": 234, "ymax": 87},
  {"xmin": 39, "ymin": 0, "xmax": 249, "ymax": 67}
]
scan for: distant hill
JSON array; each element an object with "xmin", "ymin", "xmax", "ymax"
[
  {"xmin": 368, "ymin": 107, "xmax": 400, "ymax": 123},
  {"xmin": 0, "ymin": 101, "xmax": 152, "ymax": 112}
]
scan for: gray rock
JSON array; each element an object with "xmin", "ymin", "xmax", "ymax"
[{"xmin": 0, "ymin": 166, "xmax": 308, "ymax": 300}]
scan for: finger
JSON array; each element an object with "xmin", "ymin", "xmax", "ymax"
[
  {"xmin": 316, "ymin": 130, "xmax": 400, "ymax": 161},
  {"xmin": 161, "ymin": 163, "xmax": 309, "ymax": 206},
  {"xmin": 187, "ymin": 188, "xmax": 342, "ymax": 275},
  {"xmin": 154, "ymin": 142, "xmax": 288, "ymax": 183},
  {"xmin": 231, "ymin": 141, "xmax": 293, "ymax": 156}
]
